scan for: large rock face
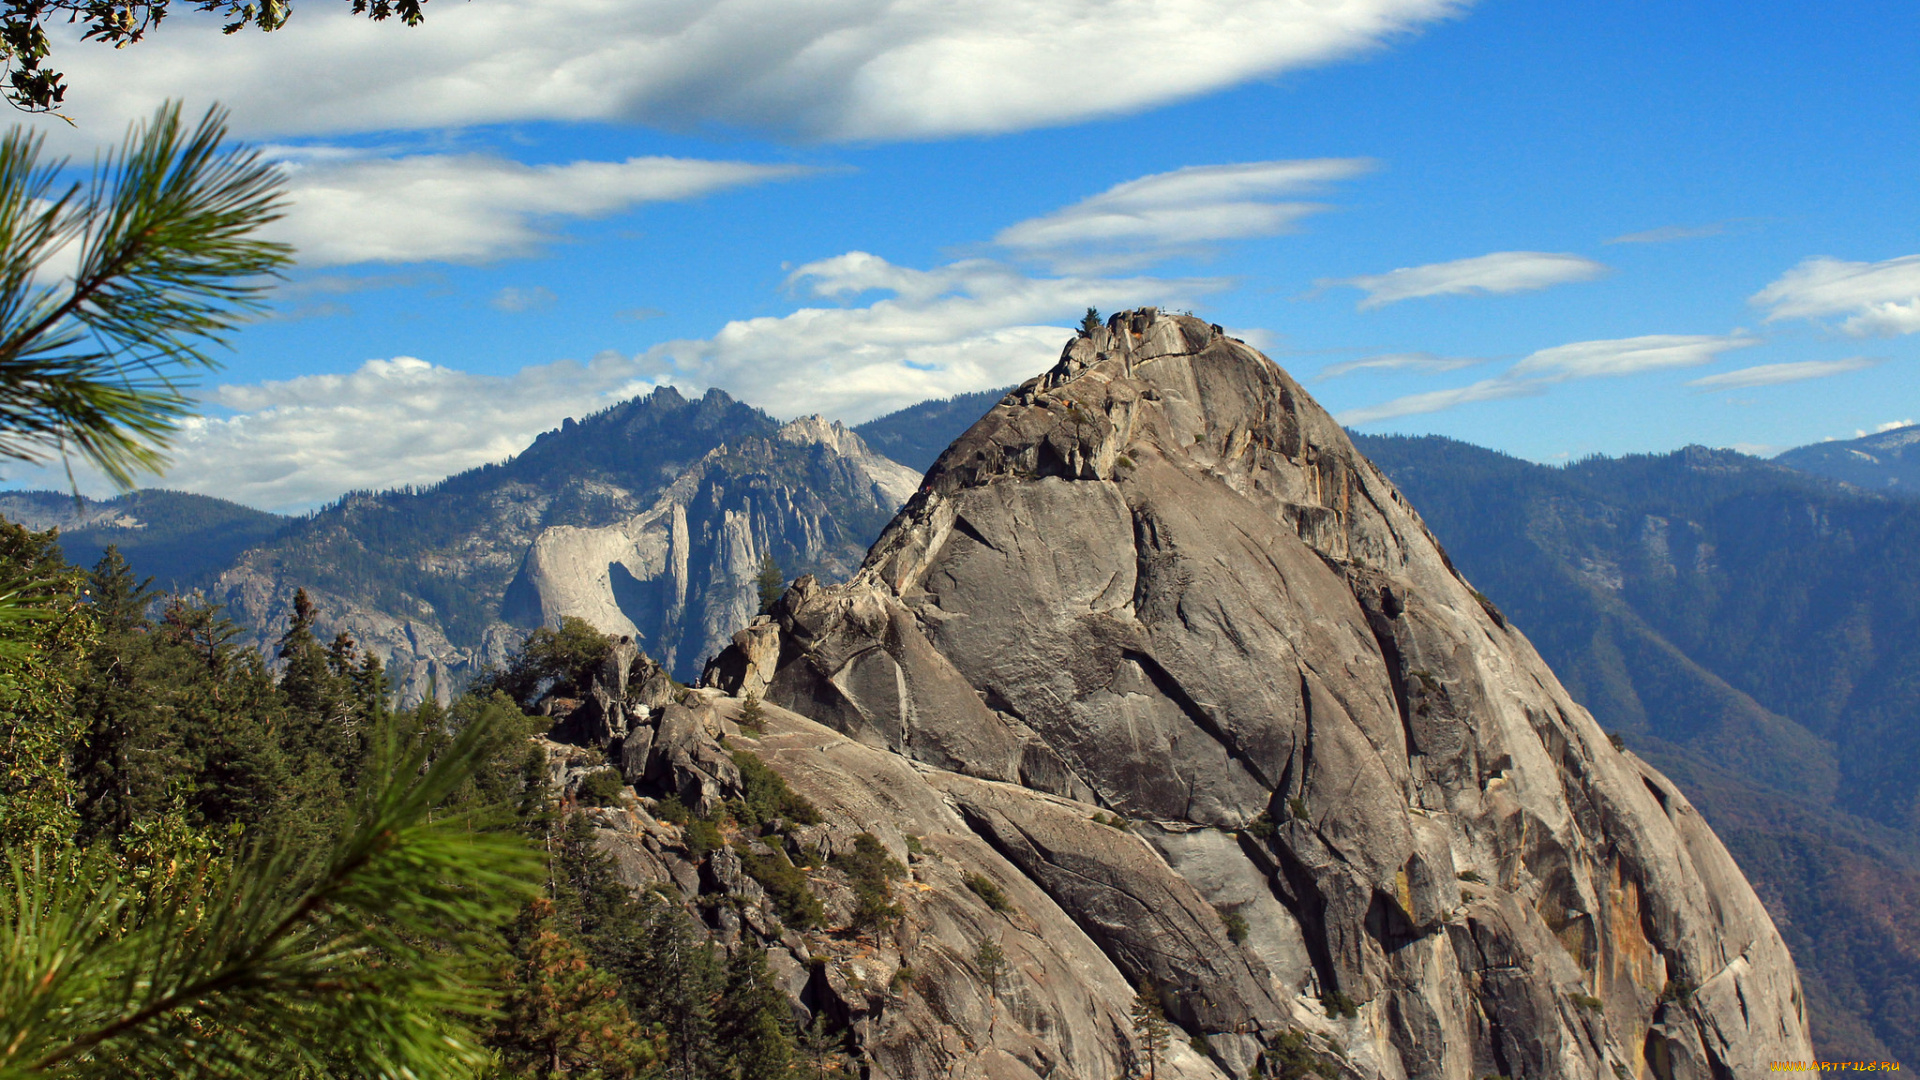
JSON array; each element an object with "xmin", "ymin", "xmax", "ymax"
[{"xmin": 706, "ymin": 310, "xmax": 1813, "ymax": 1079}]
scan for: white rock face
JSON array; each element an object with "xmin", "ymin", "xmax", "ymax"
[{"xmin": 708, "ymin": 310, "xmax": 1815, "ymax": 1079}]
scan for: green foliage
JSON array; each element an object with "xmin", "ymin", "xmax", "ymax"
[
  {"xmin": 1457, "ymin": 869, "xmax": 1485, "ymax": 884},
  {"xmin": 963, "ymin": 871, "xmax": 1012, "ymax": 913},
  {"xmin": 0, "ymin": 0, "xmax": 432, "ymax": 112},
  {"xmin": 1219, "ymin": 907, "xmax": 1249, "ymax": 945},
  {"xmin": 1129, "ymin": 980, "xmax": 1171, "ymax": 1080},
  {"xmin": 904, "ymin": 834, "xmax": 923, "ymax": 856},
  {"xmin": 737, "ymin": 843, "xmax": 825, "ymax": 931},
  {"xmin": 729, "ymin": 749, "xmax": 821, "ymax": 828},
  {"xmin": 973, "ymin": 939, "xmax": 1008, "ymax": 998},
  {"xmin": 1080, "ymin": 307, "xmax": 1101, "ymax": 335},
  {"xmin": 851, "ymin": 385, "xmax": 1016, "ymax": 474},
  {"xmin": 755, "ymin": 554, "xmax": 784, "ymax": 614},
  {"xmin": 1245, "ymin": 810, "xmax": 1276, "ymax": 839},
  {"xmin": 488, "ymin": 616, "xmax": 615, "ymax": 708},
  {"xmin": 0, "ymin": 519, "xmax": 90, "ymax": 847},
  {"xmin": 492, "ymin": 897, "xmax": 662, "ymax": 1080},
  {"xmin": 832, "ymin": 832, "xmax": 905, "ymax": 933},
  {"xmin": 1261, "ymin": 1030, "xmax": 1336, "ymax": 1079},
  {"xmin": 1289, "ymin": 797, "xmax": 1309, "ymax": 821},
  {"xmin": 0, "ymin": 105, "xmax": 289, "ymax": 486},
  {"xmin": 796, "ymin": 1014, "xmax": 848, "ymax": 1080},
  {"xmin": 1093, "ymin": 811, "xmax": 1130, "ymax": 830},
  {"xmin": 0, "ymin": 704, "xmax": 541, "ymax": 1078},
  {"xmin": 717, "ymin": 947, "xmax": 796, "ymax": 1080},
  {"xmin": 737, "ymin": 691, "xmax": 765, "ymax": 733},
  {"xmin": 1569, "ymin": 991, "xmax": 1604, "ymax": 1011},
  {"xmin": 653, "ymin": 793, "xmax": 691, "ymax": 826},
  {"xmin": 577, "ymin": 768, "xmax": 625, "ymax": 807},
  {"xmin": 1319, "ymin": 989, "xmax": 1359, "ymax": 1019}
]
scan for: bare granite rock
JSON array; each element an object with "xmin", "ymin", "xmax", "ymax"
[{"xmin": 700, "ymin": 309, "xmax": 1814, "ymax": 1079}]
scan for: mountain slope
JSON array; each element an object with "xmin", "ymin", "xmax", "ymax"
[
  {"xmin": 212, "ymin": 386, "xmax": 917, "ymax": 701},
  {"xmin": 1776, "ymin": 423, "xmax": 1920, "ymax": 493},
  {"xmin": 1355, "ymin": 433, "xmax": 1920, "ymax": 1061},
  {"xmin": 852, "ymin": 386, "xmax": 1015, "ymax": 472},
  {"xmin": 703, "ymin": 310, "xmax": 1810, "ymax": 1078},
  {"xmin": 0, "ymin": 488, "xmax": 286, "ymax": 588}
]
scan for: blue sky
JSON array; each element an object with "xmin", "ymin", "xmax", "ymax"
[{"xmin": 11, "ymin": 0, "xmax": 1918, "ymax": 511}]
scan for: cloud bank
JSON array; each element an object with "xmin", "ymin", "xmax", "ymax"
[
  {"xmin": 1751, "ymin": 254, "xmax": 1920, "ymax": 337},
  {"xmin": 52, "ymin": 0, "xmax": 1465, "ymax": 142},
  {"xmin": 272, "ymin": 154, "xmax": 812, "ymax": 266},
  {"xmin": 1318, "ymin": 250, "xmax": 1609, "ymax": 309},
  {"xmin": 1316, "ymin": 351, "xmax": 1485, "ymax": 379}
]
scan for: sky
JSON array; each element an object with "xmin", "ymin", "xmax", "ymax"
[{"xmin": 8, "ymin": 0, "xmax": 1918, "ymax": 512}]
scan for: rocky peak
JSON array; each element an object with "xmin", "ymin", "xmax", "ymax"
[{"xmin": 705, "ymin": 309, "xmax": 1813, "ymax": 1079}]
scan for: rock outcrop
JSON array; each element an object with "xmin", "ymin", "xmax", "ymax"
[{"xmin": 691, "ymin": 310, "xmax": 1813, "ymax": 1079}]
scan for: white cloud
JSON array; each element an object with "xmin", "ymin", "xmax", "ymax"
[
  {"xmin": 1316, "ymin": 351, "xmax": 1484, "ymax": 379},
  {"xmin": 1605, "ymin": 222, "xmax": 1728, "ymax": 245},
  {"xmin": 994, "ymin": 159, "xmax": 1373, "ymax": 271},
  {"xmin": 1339, "ymin": 332, "xmax": 1759, "ymax": 425},
  {"xmin": 1337, "ymin": 377, "xmax": 1544, "ymax": 425},
  {"xmin": 1751, "ymin": 255, "xmax": 1920, "ymax": 337},
  {"xmin": 19, "ymin": 251, "xmax": 1220, "ymax": 509},
  {"xmin": 47, "ymin": 0, "xmax": 1464, "ymax": 142},
  {"xmin": 489, "ymin": 285, "xmax": 558, "ymax": 313},
  {"xmin": 271, "ymin": 153, "xmax": 814, "ymax": 266},
  {"xmin": 1318, "ymin": 251, "xmax": 1610, "ymax": 310},
  {"xmin": 1686, "ymin": 356, "xmax": 1881, "ymax": 391},
  {"xmin": 636, "ymin": 252, "xmax": 1228, "ymax": 422},
  {"xmin": 1511, "ymin": 333, "xmax": 1759, "ymax": 379},
  {"xmin": 1876, "ymin": 419, "xmax": 1916, "ymax": 433},
  {"xmin": 146, "ymin": 354, "xmax": 668, "ymax": 511}
]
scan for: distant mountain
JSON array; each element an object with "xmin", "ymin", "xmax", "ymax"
[
  {"xmin": 1775, "ymin": 423, "xmax": 1920, "ymax": 493},
  {"xmin": 852, "ymin": 386, "xmax": 1014, "ymax": 473},
  {"xmin": 212, "ymin": 386, "xmax": 919, "ymax": 702},
  {"xmin": 0, "ymin": 488, "xmax": 286, "ymax": 589},
  {"xmin": 1355, "ymin": 433, "xmax": 1920, "ymax": 1062}
]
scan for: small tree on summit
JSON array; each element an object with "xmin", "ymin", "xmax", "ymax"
[
  {"xmin": 756, "ymin": 553, "xmax": 784, "ymax": 614},
  {"xmin": 1080, "ymin": 307, "xmax": 1102, "ymax": 335}
]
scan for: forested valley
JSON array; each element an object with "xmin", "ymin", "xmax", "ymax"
[{"xmin": 0, "ymin": 518, "xmax": 841, "ymax": 1078}]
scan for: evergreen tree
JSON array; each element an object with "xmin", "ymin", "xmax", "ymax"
[
  {"xmin": 0, "ymin": 520, "xmax": 91, "ymax": 847},
  {"xmin": 796, "ymin": 1015, "xmax": 847, "ymax": 1080},
  {"xmin": 1130, "ymin": 980, "xmax": 1172, "ymax": 1080},
  {"xmin": 716, "ymin": 947, "xmax": 796, "ymax": 1080},
  {"xmin": 755, "ymin": 554, "xmax": 784, "ymax": 615},
  {"xmin": 974, "ymin": 938, "xmax": 1008, "ymax": 1000},
  {"xmin": 1080, "ymin": 307, "xmax": 1102, "ymax": 335},
  {"xmin": 492, "ymin": 898, "xmax": 662, "ymax": 1080}
]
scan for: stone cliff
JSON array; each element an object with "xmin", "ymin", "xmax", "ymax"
[{"xmin": 671, "ymin": 309, "xmax": 1815, "ymax": 1078}]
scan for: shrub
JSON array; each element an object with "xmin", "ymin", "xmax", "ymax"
[
  {"xmin": 683, "ymin": 817, "xmax": 723, "ymax": 859},
  {"xmin": 904, "ymin": 834, "xmax": 924, "ymax": 856},
  {"xmin": 1093, "ymin": 812, "xmax": 1130, "ymax": 830},
  {"xmin": 653, "ymin": 793, "xmax": 692, "ymax": 825},
  {"xmin": 833, "ymin": 833, "xmax": 906, "ymax": 932},
  {"xmin": 1245, "ymin": 811, "xmax": 1276, "ymax": 839},
  {"xmin": 575, "ymin": 768, "xmax": 625, "ymax": 807},
  {"xmin": 964, "ymin": 872, "xmax": 1013, "ymax": 914},
  {"xmin": 738, "ymin": 843, "xmax": 826, "ymax": 930},
  {"xmin": 1570, "ymin": 991, "xmax": 1604, "ymax": 1012},
  {"xmin": 1265, "ymin": 1030, "xmax": 1337, "ymax": 1079},
  {"xmin": 1457, "ymin": 869, "xmax": 1485, "ymax": 884},
  {"xmin": 730, "ymin": 749, "xmax": 822, "ymax": 828},
  {"xmin": 738, "ymin": 691, "xmax": 766, "ymax": 734},
  {"xmin": 1320, "ymin": 989, "xmax": 1358, "ymax": 1019},
  {"xmin": 1289, "ymin": 797, "xmax": 1309, "ymax": 821},
  {"xmin": 1607, "ymin": 731, "xmax": 1626, "ymax": 751},
  {"xmin": 1219, "ymin": 908, "xmax": 1249, "ymax": 944}
]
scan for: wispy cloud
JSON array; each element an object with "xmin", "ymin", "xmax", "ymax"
[
  {"xmin": 1316, "ymin": 251, "xmax": 1609, "ymax": 310},
  {"xmin": 488, "ymin": 286, "xmax": 558, "ymax": 313},
  {"xmin": 1339, "ymin": 332, "xmax": 1759, "ymax": 425},
  {"xmin": 269, "ymin": 153, "xmax": 816, "ymax": 266},
  {"xmin": 1751, "ymin": 254, "xmax": 1920, "ymax": 337},
  {"xmin": 994, "ymin": 159, "xmax": 1374, "ymax": 272},
  {"xmin": 1687, "ymin": 356, "xmax": 1881, "ymax": 391},
  {"xmin": 1605, "ymin": 222, "xmax": 1729, "ymax": 245},
  {"xmin": 50, "ymin": 0, "xmax": 1466, "ymax": 143},
  {"xmin": 1316, "ymin": 351, "xmax": 1485, "ymax": 379}
]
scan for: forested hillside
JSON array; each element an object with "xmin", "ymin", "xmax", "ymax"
[
  {"xmin": 852, "ymin": 386, "xmax": 1014, "ymax": 473},
  {"xmin": 1355, "ymin": 434, "xmax": 1920, "ymax": 1062},
  {"xmin": 1776, "ymin": 423, "xmax": 1920, "ymax": 494},
  {"xmin": 0, "ymin": 489, "xmax": 285, "ymax": 589}
]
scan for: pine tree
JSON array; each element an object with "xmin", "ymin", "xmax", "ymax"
[
  {"xmin": 1080, "ymin": 307, "xmax": 1102, "ymax": 335},
  {"xmin": 717, "ymin": 947, "xmax": 796, "ymax": 1080},
  {"xmin": 974, "ymin": 938, "xmax": 1008, "ymax": 1000},
  {"xmin": 493, "ymin": 898, "xmax": 662, "ymax": 1079},
  {"xmin": 797, "ymin": 1014, "xmax": 847, "ymax": 1080},
  {"xmin": 755, "ymin": 554, "xmax": 784, "ymax": 614},
  {"xmin": 1130, "ymin": 979, "xmax": 1172, "ymax": 1080}
]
